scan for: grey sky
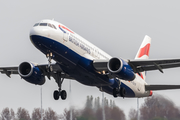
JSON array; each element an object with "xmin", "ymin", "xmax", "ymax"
[{"xmin": 0, "ymin": 0, "xmax": 180, "ymax": 118}]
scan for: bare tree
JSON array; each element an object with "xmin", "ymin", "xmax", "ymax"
[
  {"xmin": 129, "ymin": 108, "xmax": 137, "ymax": 120},
  {"xmin": 85, "ymin": 95, "xmax": 93, "ymax": 109},
  {"xmin": 1, "ymin": 108, "xmax": 15, "ymax": 120},
  {"xmin": 16, "ymin": 107, "xmax": 31, "ymax": 120},
  {"xmin": 140, "ymin": 94, "xmax": 180, "ymax": 120},
  {"xmin": 104, "ymin": 97, "xmax": 109, "ymax": 107},
  {"xmin": 60, "ymin": 108, "xmax": 79, "ymax": 120},
  {"xmin": 32, "ymin": 108, "xmax": 44, "ymax": 120},
  {"xmin": 78, "ymin": 95, "xmax": 95, "ymax": 119},
  {"xmin": 110, "ymin": 106, "xmax": 126, "ymax": 120},
  {"xmin": 110, "ymin": 100, "xmax": 113, "ymax": 109},
  {"xmin": 94, "ymin": 97, "xmax": 126, "ymax": 120},
  {"xmin": 43, "ymin": 108, "xmax": 58, "ymax": 120},
  {"xmin": 10, "ymin": 109, "xmax": 15, "ymax": 120}
]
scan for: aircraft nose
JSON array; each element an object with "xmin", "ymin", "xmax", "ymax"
[
  {"xmin": 29, "ymin": 27, "xmax": 41, "ymax": 37},
  {"xmin": 29, "ymin": 26, "xmax": 47, "ymax": 44},
  {"xmin": 29, "ymin": 25, "xmax": 51, "ymax": 38}
]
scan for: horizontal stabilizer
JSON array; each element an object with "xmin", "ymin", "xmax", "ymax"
[{"xmin": 145, "ymin": 85, "xmax": 180, "ymax": 91}]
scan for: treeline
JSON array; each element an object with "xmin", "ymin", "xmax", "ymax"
[
  {"xmin": 0, "ymin": 107, "xmax": 59, "ymax": 120},
  {"xmin": 1, "ymin": 94, "xmax": 180, "ymax": 120},
  {"xmin": 0, "ymin": 96, "xmax": 125, "ymax": 120}
]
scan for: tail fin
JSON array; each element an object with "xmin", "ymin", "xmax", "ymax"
[
  {"xmin": 135, "ymin": 35, "xmax": 151, "ymax": 80},
  {"xmin": 135, "ymin": 35, "xmax": 151, "ymax": 59}
]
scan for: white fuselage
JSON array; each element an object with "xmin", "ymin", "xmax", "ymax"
[{"xmin": 30, "ymin": 19, "xmax": 151, "ymax": 98}]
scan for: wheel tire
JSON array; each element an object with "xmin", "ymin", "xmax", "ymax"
[
  {"xmin": 113, "ymin": 88, "xmax": 118, "ymax": 98},
  {"xmin": 53, "ymin": 90, "xmax": 59, "ymax": 100},
  {"xmin": 120, "ymin": 87, "xmax": 126, "ymax": 97},
  {"xmin": 61, "ymin": 90, "xmax": 67, "ymax": 100}
]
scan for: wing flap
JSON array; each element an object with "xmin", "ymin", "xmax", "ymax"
[
  {"xmin": 0, "ymin": 67, "xmax": 18, "ymax": 77},
  {"xmin": 129, "ymin": 59, "xmax": 180, "ymax": 73},
  {"xmin": 136, "ymin": 62, "xmax": 180, "ymax": 72},
  {"xmin": 129, "ymin": 58, "xmax": 180, "ymax": 66},
  {"xmin": 145, "ymin": 85, "xmax": 180, "ymax": 91}
]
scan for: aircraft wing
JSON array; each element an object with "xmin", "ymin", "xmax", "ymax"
[
  {"xmin": 145, "ymin": 85, "xmax": 180, "ymax": 91},
  {"xmin": 0, "ymin": 67, "xmax": 18, "ymax": 77},
  {"xmin": 0, "ymin": 63, "xmax": 73, "ymax": 80},
  {"xmin": 93, "ymin": 58, "xmax": 180, "ymax": 73},
  {"xmin": 129, "ymin": 58, "xmax": 180, "ymax": 73}
]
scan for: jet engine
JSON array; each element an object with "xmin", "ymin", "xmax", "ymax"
[
  {"xmin": 107, "ymin": 57, "xmax": 135, "ymax": 81},
  {"xmin": 18, "ymin": 62, "xmax": 45, "ymax": 85}
]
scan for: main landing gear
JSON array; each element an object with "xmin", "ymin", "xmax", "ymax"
[
  {"xmin": 46, "ymin": 52, "xmax": 67, "ymax": 100},
  {"xmin": 113, "ymin": 79, "xmax": 126, "ymax": 98}
]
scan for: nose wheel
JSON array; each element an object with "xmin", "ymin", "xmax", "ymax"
[
  {"xmin": 52, "ymin": 72, "xmax": 67, "ymax": 100},
  {"xmin": 46, "ymin": 52, "xmax": 67, "ymax": 100},
  {"xmin": 53, "ymin": 90, "xmax": 60, "ymax": 100},
  {"xmin": 53, "ymin": 90, "xmax": 67, "ymax": 100}
]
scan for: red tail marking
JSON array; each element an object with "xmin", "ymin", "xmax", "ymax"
[
  {"xmin": 138, "ymin": 43, "xmax": 150, "ymax": 58},
  {"xmin": 149, "ymin": 90, "xmax": 153, "ymax": 96},
  {"xmin": 137, "ymin": 73, "xmax": 144, "ymax": 80}
]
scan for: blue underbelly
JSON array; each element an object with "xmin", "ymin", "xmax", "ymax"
[{"xmin": 30, "ymin": 35, "xmax": 135, "ymax": 97}]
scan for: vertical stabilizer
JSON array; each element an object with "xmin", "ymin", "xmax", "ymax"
[
  {"xmin": 135, "ymin": 35, "xmax": 151, "ymax": 59},
  {"xmin": 135, "ymin": 35, "xmax": 151, "ymax": 80}
]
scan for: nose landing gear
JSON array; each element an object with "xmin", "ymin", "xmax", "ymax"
[
  {"xmin": 54, "ymin": 90, "xmax": 67, "ymax": 100},
  {"xmin": 46, "ymin": 52, "xmax": 67, "ymax": 100},
  {"xmin": 53, "ymin": 72, "xmax": 67, "ymax": 100},
  {"xmin": 47, "ymin": 52, "xmax": 53, "ymax": 72}
]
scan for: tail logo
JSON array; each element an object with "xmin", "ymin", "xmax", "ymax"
[
  {"xmin": 138, "ymin": 43, "xmax": 150, "ymax": 58},
  {"xmin": 59, "ymin": 25, "xmax": 74, "ymax": 34}
]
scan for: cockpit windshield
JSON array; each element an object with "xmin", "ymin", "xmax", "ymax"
[
  {"xmin": 39, "ymin": 23, "xmax": 48, "ymax": 26},
  {"xmin": 48, "ymin": 23, "xmax": 56, "ymax": 29},
  {"xmin": 33, "ymin": 22, "xmax": 56, "ymax": 29},
  {"xmin": 33, "ymin": 23, "xmax": 39, "ymax": 27}
]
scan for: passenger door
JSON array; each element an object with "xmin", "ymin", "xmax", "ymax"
[{"xmin": 63, "ymin": 33, "xmax": 69, "ymax": 42}]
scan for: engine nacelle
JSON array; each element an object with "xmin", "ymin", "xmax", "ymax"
[
  {"xmin": 18, "ymin": 62, "xmax": 45, "ymax": 85},
  {"xmin": 107, "ymin": 58, "xmax": 135, "ymax": 81}
]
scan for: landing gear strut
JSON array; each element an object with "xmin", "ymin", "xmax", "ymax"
[
  {"xmin": 113, "ymin": 88, "xmax": 119, "ymax": 97},
  {"xmin": 53, "ymin": 72, "xmax": 67, "ymax": 100},
  {"xmin": 46, "ymin": 52, "xmax": 67, "ymax": 100},
  {"xmin": 47, "ymin": 52, "xmax": 53, "ymax": 72},
  {"xmin": 113, "ymin": 79, "xmax": 126, "ymax": 98}
]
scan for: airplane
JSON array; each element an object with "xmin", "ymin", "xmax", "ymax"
[{"xmin": 1, "ymin": 19, "xmax": 180, "ymax": 100}]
